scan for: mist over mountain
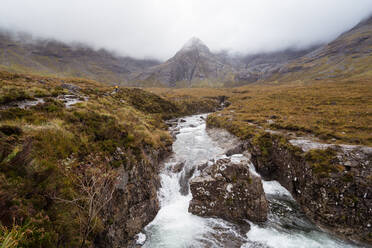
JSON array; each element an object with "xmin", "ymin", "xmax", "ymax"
[
  {"xmin": 0, "ymin": 0, "xmax": 371, "ymax": 60},
  {"xmin": 1, "ymin": 14, "xmax": 372, "ymax": 87},
  {"xmin": 130, "ymin": 15, "xmax": 372, "ymax": 86},
  {"xmin": 0, "ymin": 30, "xmax": 160, "ymax": 84}
]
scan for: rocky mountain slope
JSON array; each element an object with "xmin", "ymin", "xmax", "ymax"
[
  {"xmin": 130, "ymin": 39, "xmax": 320, "ymax": 87},
  {"xmin": 232, "ymin": 46, "xmax": 320, "ymax": 83},
  {"xmin": 134, "ymin": 16, "xmax": 372, "ymax": 86},
  {"xmin": 0, "ymin": 30, "xmax": 160, "ymax": 84},
  {"xmin": 131, "ymin": 37, "xmax": 236, "ymax": 87},
  {"xmin": 265, "ymin": 16, "xmax": 372, "ymax": 82}
]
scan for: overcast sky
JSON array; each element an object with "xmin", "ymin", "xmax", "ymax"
[{"xmin": 0, "ymin": 0, "xmax": 371, "ymax": 60}]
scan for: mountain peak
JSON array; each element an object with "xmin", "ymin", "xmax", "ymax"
[{"xmin": 181, "ymin": 37, "xmax": 210, "ymax": 52}]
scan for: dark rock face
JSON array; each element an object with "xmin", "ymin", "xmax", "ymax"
[
  {"xmin": 179, "ymin": 166, "xmax": 196, "ymax": 196},
  {"xmin": 225, "ymin": 143, "xmax": 247, "ymax": 157},
  {"xmin": 248, "ymin": 133, "xmax": 372, "ymax": 245},
  {"xmin": 188, "ymin": 158, "xmax": 268, "ymax": 224},
  {"xmin": 132, "ymin": 37, "xmax": 235, "ymax": 87},
  {"xmin": 171, "ymin": 161, "xmax": 185, "ymax": 173},
  {"xmin": 95, "ymin": 146, "xmax": 171, "ymax": 248}
]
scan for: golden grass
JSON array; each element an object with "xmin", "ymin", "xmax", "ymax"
[{"xmin": 153, "ymin": 78, "xmax": 372, "ymax": 146}]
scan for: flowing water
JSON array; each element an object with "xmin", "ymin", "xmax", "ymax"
[{"xmin": 140, "ymin": 114, "xmax": 360, "ymax": 248}]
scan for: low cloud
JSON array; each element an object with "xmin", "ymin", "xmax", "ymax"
[{"xmin": 0, "ymin": 0, "xmax": 371, "ymax": 60}]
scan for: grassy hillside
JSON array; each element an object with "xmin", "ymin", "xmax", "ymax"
[
  {"xmin": 266, "ymin": 17, "xmax": 372, "ymax": 83},
  {"xmin": 0, "ymin": 71, "xmax": 219, "ymax": 247},
  {"xmin": 154, "ymin": 78, "xmax": 372, "ymax": 146}
]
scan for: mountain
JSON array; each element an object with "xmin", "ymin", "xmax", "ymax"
[
  {"xmin": 230, "ymin": 46, "xmax": 320, "ymax": 83},
  {"xmin": 130, "ymin": 37, "xmax": 236, "ymax": 87},
  {"xmin": 262, "ymin": 16, "xmax": 372, "ymax": 82},
  {"xmin": 130, "ymin": 37, "xmax": 322, "ymax": 86},
  {"xmin": 0, "ymin": 31, "xmax": 160, "ymax": 84},
  {"xmin": 1, "ymin": 15, "xmax": 371, "ymax": 87}
]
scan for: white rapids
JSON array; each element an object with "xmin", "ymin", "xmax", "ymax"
[{"xmin": 140, "ymin": 114, "xmax": 360, "ymax": 248}]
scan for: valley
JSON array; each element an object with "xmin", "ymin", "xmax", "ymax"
[{"xmin": 0, "ymin": 8, "xmax": 371, "ymax": 248}]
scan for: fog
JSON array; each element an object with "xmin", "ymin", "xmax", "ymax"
[{"xmin": 0, "ymin": 0, "xmax": 371, "ymax": 60}]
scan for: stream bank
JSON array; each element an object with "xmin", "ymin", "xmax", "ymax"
[
  {"xmin": 138, "ymin": 114, "xmax": 358, "ymax": 248},
  {"xmin": 207, "ymin": 115, "xmax": 372, "ymax": 246}
]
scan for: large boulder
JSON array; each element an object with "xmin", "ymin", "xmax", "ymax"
[{"xmin": 188, "ymin": 158, "xmax": 268, "ymax": 224}]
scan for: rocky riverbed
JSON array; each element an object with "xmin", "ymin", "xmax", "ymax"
[{"xmin": 138, "ymin": 114, "xmax": 359, "ymax": 248}]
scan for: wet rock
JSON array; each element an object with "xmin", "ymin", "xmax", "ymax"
[
  {"xmin": 169, "ymin": 126, "xmax": 181, "ymax": 139},
  {"xmin": 197, "ymin": 161, "xmax": 209, "ymax": 171},
  {"xmin": 267, "ymin": 119, "xmax": 275, "ymax": 125},
  {"xmin": 179, "ymin": 166, "xmax": 195, "ymax": 195},
  {"xmin": 172, "ymin": 161, "xmax": 185, "ymax": 173},
  {"xmin": 166, "ymin": 121, "xmax": 177, "ymax": 127},
  {"xmin": 225, "ymin": 143, "xmax": 247, "ymax": 157},
  {"xmin": 180, "ymin": 119, "xmax": 186, "ymax": 123},
  {"xmin": 61, "ymin": 83, "xmax": 81, "ymax": 92},
  {"xmin": 57, "ymin": 94, "xmax": 87, "ymax": 108},
  {"xmin": 189, "ymin": 158, "xmax": 268, "ymax": 224}
]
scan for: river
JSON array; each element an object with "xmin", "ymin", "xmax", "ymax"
[{"xmin": 139, "ymin": 114, "xmax": 359, "ymax": 248}]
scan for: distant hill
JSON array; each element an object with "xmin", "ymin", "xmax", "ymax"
[
  {"xmin": 0, "ymin": 31, "xmax": 160, "ymax": 84},
  {"xmin": 230, "ymin": 46, "xmax": 321, "ymax": 83}
]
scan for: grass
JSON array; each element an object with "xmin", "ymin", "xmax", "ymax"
[
  {"xmin": 0, "ymin": 70, "xmax": 220, "ymax": 247},
  {"xmin": 204, "ymin": 79, "xmax": 372, "ymax": 146},
  {"xmin": 305, "ymin": 148, "xmax": 340, "ymax": 177},
  {"xmin": 0, "ymin": 223, "xmax": 31, "ymax": 248},
  {"xmin": 146, "ymin": 87, "xmax": 230, "ymax": 115},
  {"xmin": 151, "ymin": 78, "xmax": 372, "ymax": 146}
]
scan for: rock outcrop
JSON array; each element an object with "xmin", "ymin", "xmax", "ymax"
[
  {"xmin": 248, "ymin": 132, "xmax": 372, "ymax": 245},
  {"xmin": 188, "ymin": 158, "xmax": 268, "ymax": 224},
  {"xmin": 131, "ymin": 37, "xmax": 236, "ymax": 87},
  {"xmin": 95, "ymin": 146, "xmax": 171, "ymax": 247}
]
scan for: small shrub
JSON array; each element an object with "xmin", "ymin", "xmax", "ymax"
[
  {"xmin": 0, "ymin": 88, "xmax": 33, "ymax": 104},
  {"xmin": 33, "ymin": 129, "xmax": 78, "ymax": 164},
  {"xmin": 305, "ymin": 148, "xmax": 338, "ymax": 176},
  {"xmin": 253, "ymin": 133, "xmax": 274, "ymax": 160},
  {"xmin": 32, "ymin": 98, "xmax": 64, "ymax": 113},
  {"xmin": 0, "ymin": 126, "xmax": 22, "ymax": 136},
  {"xmin": 0, "ymin": 108, "xmax": 32, "ymax": 121},
  {"xmin": 0, "ymin": 223, "xmax": 30, "ymax": 248}
]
